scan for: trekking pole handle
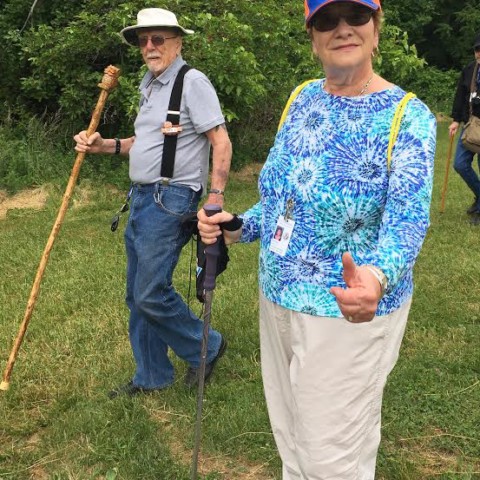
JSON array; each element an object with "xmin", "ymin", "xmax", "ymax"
[{"xmin": 203, "ymin": 204, "xmax": 222, "ymax": 292}]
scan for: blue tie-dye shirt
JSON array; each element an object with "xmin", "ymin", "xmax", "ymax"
[{"xmin": 240, "ymin": 80, "xmax": 436, "ymax": 317}]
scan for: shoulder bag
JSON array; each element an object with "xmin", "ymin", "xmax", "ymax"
[{"xmin": 461, "ymin": 62, "xmax": 480, "ymax": 153}]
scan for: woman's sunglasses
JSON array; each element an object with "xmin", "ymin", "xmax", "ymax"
[
  {"xmin": 310, "ymin": 5, "xmax": 374, "ymax": 32},
  {"xmin": 136, "ymin": 34, "xmax": 178, "ymax": 48}
]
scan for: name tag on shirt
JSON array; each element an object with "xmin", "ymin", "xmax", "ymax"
[{"xmin": 269, "ymin": 216, "xmax": 295, "ymax": 257}]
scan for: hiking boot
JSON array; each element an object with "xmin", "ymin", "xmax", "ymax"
[
  {"xmin": 185, "ymin": 336, "xmax": 227, "ymax": 388},
  {"xmin": 108, "ymin": 381, "xmax": 166, "ymax": 399},
  {"xmin": 466, "ymin": 197, "xmax": 480, "ymax": 215},
  {"xmin": 469, "ymin": 212, "xmax": 480, "ymax": 225}
]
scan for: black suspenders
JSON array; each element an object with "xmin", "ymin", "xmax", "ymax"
[{"xmin": 160, "ymin": 64, "xmax": 192, "ymax": 179}]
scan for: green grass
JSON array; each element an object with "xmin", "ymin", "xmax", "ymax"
[{"xmin": 0, "ymin": 123, "xmax": 479, "ymax": 479}]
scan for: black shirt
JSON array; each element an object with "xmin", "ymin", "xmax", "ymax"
[{"xmin": 451, "ymin": 61, "xmax": 480, "ymax": 123}]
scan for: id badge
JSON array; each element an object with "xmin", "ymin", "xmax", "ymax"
[{"xmin": 269, "ymin": 216, "xmax": 295, "ymax": 256}]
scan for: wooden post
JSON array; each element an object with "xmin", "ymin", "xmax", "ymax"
[
  {"xmin": 1, "ymin": 66, "xmax": 121, "ymax": 391},
  {"xmin": 440, "ymin": 134, "xmax": 455, "ymax": 214}
]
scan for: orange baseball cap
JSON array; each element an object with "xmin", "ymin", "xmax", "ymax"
[{"xmin": 305, "ymin": 0, "xmax": 381, "ymax": 25}]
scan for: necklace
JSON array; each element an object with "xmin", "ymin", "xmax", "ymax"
[
  {"xmin": 358, "ymin": 74, "xmax": 374, "ymax": 96},
  {"xmin": 324, "ymin": 74, "xmax": 374, "ymax": 96}
]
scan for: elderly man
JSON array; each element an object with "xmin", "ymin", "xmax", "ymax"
[{"xmin": 74, "ymin": 8, "xmax": 232, "ymax": 397}]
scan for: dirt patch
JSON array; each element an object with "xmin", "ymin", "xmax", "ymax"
[
  {"xmin": 399, "ymin": 427, "xmax": 480, "ymax": 477},
  {"xmin": 0, "ymin": 187, "xmax": 48, "ymax": 220},
  {"xmin": 150, "ymin": 407, "xmax": 275, "ymax": 479},
  {"xmin": 71, "ymin": 184, "xmax": 94, "ymax": 209},
  {"xmin": 0, "ymin": 184, "xmax": 97, "ymax": 220}
]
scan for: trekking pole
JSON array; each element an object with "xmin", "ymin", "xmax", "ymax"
[
  {"xmin": 191, "ymin": 204, "xmax": 222, "ymax": 480},
  {"xmin": 0, "ymin": 66, "xmax": 121, "ymax": 392},
  {"xmin": 440, "ymin": 133, "xmax": 455, "ymax": 213}
]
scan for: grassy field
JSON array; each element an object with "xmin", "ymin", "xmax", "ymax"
[{"xmin": 0, "ymin": 122, "xmax": 479, "ymax": 480}]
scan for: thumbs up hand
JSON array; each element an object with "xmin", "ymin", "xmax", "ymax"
[{"xmin": 330, "ymin": 252, "xmax": 383, "ymax": 323}]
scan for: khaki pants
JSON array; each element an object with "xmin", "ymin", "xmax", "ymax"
[{"xmin": 259, "ymin": 292, "xmax": 411, "ymax": 480}]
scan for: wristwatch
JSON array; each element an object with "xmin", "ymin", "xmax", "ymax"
[
  {"xmin": 208, "ymin": 189, "xmax": 224, "ymax": 195},
  {"xmin": 364, "ymin": 265, "xmax": 388, "ymax": 298}
]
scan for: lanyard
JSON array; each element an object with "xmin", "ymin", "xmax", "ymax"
[{"xmin": 111, "ymin": 185, "xmax": 133, "ymax": 232}]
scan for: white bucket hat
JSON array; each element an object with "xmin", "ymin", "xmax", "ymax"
[{"xmin": 120, "ymin": 8, "xmax": 194, "ymax": 46}]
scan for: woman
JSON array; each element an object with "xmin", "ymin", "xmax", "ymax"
[{"xmin": 199, "ymin": 0, "xmax": 436, "ymax": 478}]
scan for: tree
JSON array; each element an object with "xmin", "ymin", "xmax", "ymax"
[
  {"xmin": 383, "ymin": 0, "xmax": 480, "ymax": 70},
  {"xmin": 0, "ymin": 0, "xmax": 447, "ymax": 168}
]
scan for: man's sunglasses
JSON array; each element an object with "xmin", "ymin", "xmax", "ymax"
[
  {"xmin": 310, "ymin": 5, "xmax": 374, "ymax": 32},
  {"xmin": 136, "ymin": 34, "xmax": 177, "ymax": 48}
]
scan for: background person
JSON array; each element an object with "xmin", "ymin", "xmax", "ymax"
[
  {"xmin": 198, "ymin": 0, "xmax": 436, "ymax": 478},
  {"xmin": 449, "ymin": 32, "xmax": 480, "ymax": 225},
  {"xmin": 74, "ymin": 8, "xmax": 232, "ymax": 398}
]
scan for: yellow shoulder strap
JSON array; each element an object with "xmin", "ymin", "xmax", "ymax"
[
  {"xmin": 277, "ymin": 79, "xmax": 319, "ymax": 131},
  {"xmin": 387, "ymin": 92, "xmax": 416, "ymax": 171}
]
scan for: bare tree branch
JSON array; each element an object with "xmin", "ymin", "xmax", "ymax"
[{"xmin": 20, "ymin": 0, "xmax": 41, "ymax": 33}]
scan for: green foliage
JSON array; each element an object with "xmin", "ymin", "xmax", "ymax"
[
  {"xmin": 179, "ymin": 11, "xmax": 267, "ymax": 122},
  {"xmin": 373, "ymin": 24, "xmax": 458, "ymax": 112},
  {"xmin": 0, "ymin": 114, "xmax": 70, "ymax": 192},
  {"xmin": 376, "ymin": 25, "xmax": 426, "ymax": 86},
  {"xmin": 0, "ymin": 0, "xmax": 316, "ymax": 169},
  {"xmin": 383, "ymin": 0, "xmax": 480, "ymax": 71},
  {"xmin": 0, "ymin": 114, "xmax": 130, "ymax": 194},
  {"xmin": 404, "ymin": 67, "xmax": 458, "ymax": 115},
  {"xmin": 0, "ymin": 0, "xmax": 463, "ymax": 177},
  {"xmin": 382, "ymin": 0, "xmax": 437, "ymax": 53},
  {"xmin": 0, "ymin": 1, "xmax": 297, "ymax": 123}
]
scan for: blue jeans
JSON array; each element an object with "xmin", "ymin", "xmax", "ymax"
[
  {"xmin": 454, "ymin": 131, "xmax": 480, "ymax": 208},
  {"xmin": 124, "ymin": 183, "xmax": 222, "ymax": 389}
]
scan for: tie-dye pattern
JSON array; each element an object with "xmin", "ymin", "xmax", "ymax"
[{"xmin": 240, "ymin": 80, "xmax": 436, "ymax": 317}]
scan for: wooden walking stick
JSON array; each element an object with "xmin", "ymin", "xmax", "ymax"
[
  {"xmin": 440, "ymin": 133, "xmax": 455, "ymax": 213},
  {"xmin": 0, "ymin": 65, "xmax": 120, "ymax": 392}
]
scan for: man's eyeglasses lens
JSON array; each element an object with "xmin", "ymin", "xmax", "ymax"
[
  {"xmin": 310, "ymin": 6, "xmax": 373, "ymax": 32},
  {"xmin": 137, "ymin": 35, "xmax": 176, "ymax": 48}
]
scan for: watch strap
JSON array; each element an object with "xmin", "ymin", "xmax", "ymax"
[{"xmin": 364, "ymin": 265, "xmax": 388, "ymax": 297}]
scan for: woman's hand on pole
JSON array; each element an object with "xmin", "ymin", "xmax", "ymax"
[
  {"xmin": 197, "ymin": 208, "xmax": 241, "ymax": 245},
  {"xmin": 330, "ymin": 252, "xmax": 383, "ymax": 323},
  {"xmin": 74, "ymin": 130, "xmax": 105, "ymax": 154}
]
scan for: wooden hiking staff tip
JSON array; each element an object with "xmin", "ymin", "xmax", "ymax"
[
  {"xmin": 0, "ymin": 65, "xmax": 121, "ymax": 392},
  {"xmin": 439, "ymin": 133, "xmax": 455, "ymax": 213}
]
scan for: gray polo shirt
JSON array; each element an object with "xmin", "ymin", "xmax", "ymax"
[{"xmin": 129, "ymin": 56, "xmax": 225, "ymax": 191}]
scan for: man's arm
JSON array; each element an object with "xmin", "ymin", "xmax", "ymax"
[
  {"xmin": 74, "ymin": 131, "xmax": 135, "ymax": 156},
  {"xmin": 204, "ymin": 123, "xmax": 232, "ymax": 207}
]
